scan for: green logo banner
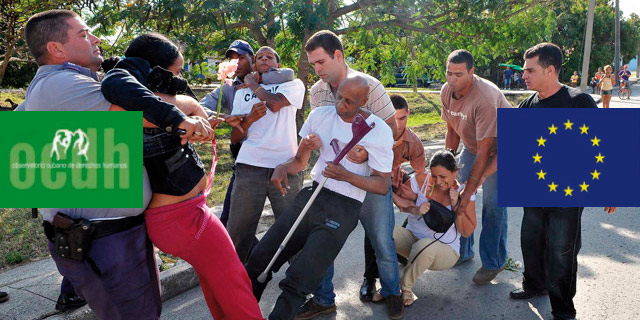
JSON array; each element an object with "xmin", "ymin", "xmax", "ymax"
[{"xmin": 0, "ymin": 112, "xmax": 143, "ymax": 208}]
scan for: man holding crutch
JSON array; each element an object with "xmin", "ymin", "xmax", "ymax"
[{"xmin": 245, "ymin": 75, "xmax": 393, "ymax": 320}]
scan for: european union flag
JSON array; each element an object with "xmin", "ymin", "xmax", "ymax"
[{"xmin": 498, "ymin": 108, "xmax": 640, "ymax": 207}]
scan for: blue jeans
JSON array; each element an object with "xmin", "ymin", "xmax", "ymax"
[
  {"xmin": 457, "ymin": 148, "xmax": 507, "ymax": 270},
  {"xmin": 313, "ymin": 185, "xmax": 400, "ymax": 306}
]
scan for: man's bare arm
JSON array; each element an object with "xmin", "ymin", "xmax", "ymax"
[
  {"xmin": 445, "ymin": 122, "xmax": 461, "ymax": 151},
  {"xmin": 271, "ymin": 133, "xmax": 320, "ymax": 196}
]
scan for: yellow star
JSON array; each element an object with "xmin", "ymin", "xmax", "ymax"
[
  {"xmin": 579, "ymin": 181, "xmax": 589, "ymax": 192},
  {"xmin": 537, "ymin": 136, "xmax": 546, "ymax": 147},
  {"xmin": 548, "ymin": 182, "xmax": 558, "ymax": 192},
  {"xmin": 548, "ymin": 124, "xmax": 558, "ymax": 134},
  {"xmin": 580, "ymin": 124, "xmax": 589, "ymax": 134},
  {"xmin": 591, "ymin": 169, "xmax": 601, "ymax": 180},
  {"xmin": 533, "ymin": 153, "xmax": 542, "ymax": 163},
  {"xmin": 536, "ymin": 169, "xmax": 546, "ymax": 180},
  {"xmin": 564, "ymin": 119, "xmax": 574, "ymax": 130},
  {"xmin": 595, "ymin": 153, "xmax": 605, "ymax": 163},
  {"xmin": 564, "ymin": 186, "xmax": 573, "ymax": 196},
  {"xmin": 591, "ymin": 136, "xmax": 600, "ymax": 146}
]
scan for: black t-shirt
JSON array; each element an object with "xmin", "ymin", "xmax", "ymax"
[{"xmin": 518, "ymin": 85, "xmax": 597, "ymax": 109}]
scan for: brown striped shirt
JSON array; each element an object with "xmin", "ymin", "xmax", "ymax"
[{"xmin": 309, "ymin": 67, "xmax": 395, "ymax": 121}]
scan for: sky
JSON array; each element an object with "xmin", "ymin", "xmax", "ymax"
[{"xmin": 620, "ymin": 0, "xmax": 640, "ymax": 19}]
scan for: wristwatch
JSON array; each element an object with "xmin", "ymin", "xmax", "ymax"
[{"xmin": 445, "ymin": 147, "xmax": 458, "ymax": 156}]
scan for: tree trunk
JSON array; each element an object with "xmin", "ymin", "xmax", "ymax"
[
  {"xmin": 0, "ymin": 36, "xmax": 17, "ymax": 87},
  {"xmin": 295, "ymin": 30, "xmax": 313, "ymax": 130}
]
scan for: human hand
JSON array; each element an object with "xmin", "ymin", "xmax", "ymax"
[
  {"xmin": 302, "ymin": 133, "xmax": 322, "ymax": 150},
  {"xmin": 244, "ymin": 72, "xmax": 260, "ymax": 88},
  {"xmin": 322, "ymin": 162, "xmax": 352, "ymax": 182},
  {"xmin": 604, "ymin": 207, "xmax": 617, "ymax": 214},
  {"xmin": 346, "ymin": 145, "xmax": 368, "ymax": 164},
  {"xmin": 396, "ymin": 183, "xmax": 417, "ymax": 201},
  {"xmin": 418, "ymin": 201, "xmax": 431, "ymax": 215},
  {"xmin": 449, "ymin": 187, "xmax": 460, "ymax": 207},
  {"xmin": 270, "ymin": 164, "xmax": 289, "ymax": 197},
  {"xmin": 392, "ymin": 166, "xmax": 405, "ymax": 191},
  {"xmin": 247, "ymin": 102, "xmax": 267, "ymax": 124},
  {"xmin": 219, "ymin": 114, "xmax": 246, "ymax": 133},
  {"xmin": 178, "ymin": 116, "xmax": 213, "ymax": 144}
]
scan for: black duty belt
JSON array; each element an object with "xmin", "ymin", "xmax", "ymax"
[{"xmin": 43, "ymin": 214, "xmax": 145, "ymax": 242}]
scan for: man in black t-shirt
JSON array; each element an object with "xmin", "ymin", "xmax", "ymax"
[{"xmin": 511, "ymin": 43, "xmax": 616, "ymax": 320}]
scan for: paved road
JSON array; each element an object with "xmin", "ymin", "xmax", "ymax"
[
  {"xmin": 158, "ymin": 84, "xmax": 640, "ymax": 320},
  {"xmin": 159, "ymin": 200, "xmax": 640, "ymax": 320},
  {"xmin": 600, "ymin": 82, "xmax": 640, "ymax": 108}
]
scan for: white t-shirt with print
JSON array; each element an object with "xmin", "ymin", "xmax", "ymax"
[
  {"xmin": 232, "ymin": 79, "xmax": 305, "ymax": 168},
  {"xmin": 299, "ymin": 106, "xmax": 393, "ymax": 202},
  {"xmin": 405, "ymin": 175, "xmax": 475, "ymax": 254}
]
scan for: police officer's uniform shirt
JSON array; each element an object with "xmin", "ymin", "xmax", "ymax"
[
  {"xmin": 299, "ymin": 106, "xmax": 393, "ymax": 202},
  {"xmin": 18, "ymin": 64, "xmax": 152, "ymax": 222},
  {"xmin": 231, "ymin": 79, "xmax": 305, "ymax": 168}
]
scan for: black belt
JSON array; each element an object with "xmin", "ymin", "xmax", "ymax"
[
  {"xmin": 43, "ymin": 214, "xmax": 145, "ymax": 242},
  {"xmin": 143, "ymin": 127, "xmax": 166, "ymax": 135}
]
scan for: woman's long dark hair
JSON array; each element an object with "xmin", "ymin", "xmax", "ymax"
[{"xmin": 124, "ymin": 33, "xmax": 181, "ymax": 69}]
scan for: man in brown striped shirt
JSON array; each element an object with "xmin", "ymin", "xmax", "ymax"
[{"xmin": 297, "ymin": 30, "xmax": 404, "ymax": 320}]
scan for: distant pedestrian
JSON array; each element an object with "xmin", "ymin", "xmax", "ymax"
[
  {"xmin": 594, "ymin": 67, "xmax": 604, "ymax": 94},
  {"xmin": 570, "ymin": 71, "xmax": 579, "ymax": 87},
  {"xmin": 513, "ymin": 71, "xmax": 522, "ymax": 89},
  {"xmin": 599, "ymin": 65, "xmax": 615, "ymax": 108},
  {"xmin": 503, "ymin": 66, "xmax": 513, "ymax": 89}
]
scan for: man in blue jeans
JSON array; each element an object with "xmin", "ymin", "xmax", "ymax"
[
  {"xmin": 300, "ymin": 30, "xmax": 403, "ymax": 319},
  {"xmin": 441, "ymin": 49, "xmax": 511, "ymax": 285},
  {"xmin": 511, "ymin": 42, "xmax": 617, "ymax": 320}
]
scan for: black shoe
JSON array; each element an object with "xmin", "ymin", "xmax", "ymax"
[
  {"xmin": 295, "ymin": 299, "xmax": 336, "ymax": 320},
  {"xmin": 55, "ymin": 293, "xmax": 87, "ymax": 311},
  {"xmin": 384, "ymin": 294, "xmax": 404, "ymax": 319},
  {"xmin": 0, "ymin": 291, "xmax": 8, "ymax": 303},
  {"xmin": 509, "ymin": 288, "xmax": 548, "ymax": 300},
  {"xmin": 359, "ymin": 278, "xmax": 377, "ymax": 302}
]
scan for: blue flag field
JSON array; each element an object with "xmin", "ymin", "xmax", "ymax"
[{"xmin": 497, "ymin": 108, "xmax": 640, "ymax": 207}]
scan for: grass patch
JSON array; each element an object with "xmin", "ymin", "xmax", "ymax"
[
  {"xmin": 0, "ymin": 208, "xmax": 48, "ymax": 270},
  {"xmin": 0, "ymin": 91, "xmax": 25, "ymax": 108}
]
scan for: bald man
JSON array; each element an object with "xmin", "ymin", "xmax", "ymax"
[{"xmin": 245, "ymin": 76, "xmax": 394, "ymax": 319}]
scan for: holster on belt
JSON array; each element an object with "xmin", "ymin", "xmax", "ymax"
[{"xmin": 50, "ymin": 212, "xmax": 94, "ymax": 261}]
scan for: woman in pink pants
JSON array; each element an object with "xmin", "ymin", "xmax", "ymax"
[{"xmin": 102, "ymin": 33, "xmax": 263, "ymax": 319}]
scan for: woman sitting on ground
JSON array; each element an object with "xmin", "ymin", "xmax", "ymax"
[{"xmin": 388, "ymin": 150, "xmax": 477, "ymax": 306}]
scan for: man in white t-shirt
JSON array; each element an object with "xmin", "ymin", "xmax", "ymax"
[
  {"xmin": 245, "ymin": 75, "xmax": 393, "ymax": 320},
  {"xmin": 226, "ymin": 46, "xmax": 306, "ymax": 262},
  {"xmin": 303, "ymin": 30, "xmax": 403, "ymax": 319}
]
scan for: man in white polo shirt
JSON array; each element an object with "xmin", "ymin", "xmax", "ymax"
[
  {"xmin": 226, "ymin": 46, "xmax": 305, "ymax": 262},
  {"xmin": 246, "ymin": 75, "xmax": 393, "ymax": 320}
]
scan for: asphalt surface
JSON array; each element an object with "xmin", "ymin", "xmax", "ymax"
[{"xmin": 159, "ymin": 203, "xmax": 640, "ymax": 320}]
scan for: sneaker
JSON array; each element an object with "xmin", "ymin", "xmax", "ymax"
[
  {"xmin": 0, "ymin": 291, "xmax": 8, "ymax": 303},
  {"xmin": 384, "ymin": 294, "xmax": 404, "ymax": 319},
  {"xmin": 55, "ymin": 293, "xmax": 87, "ymax": 311},
  {"xmin": 454, "ymin": 254, "xmax": 474, "ymax": 267},
  {"xmin": 295, "ymin": 299, "xmax": 336, "ymax": 320},
  {"xmin": 509, "ymin": 288, "xmax": 548, "ymax": 300},
  {"xmin": 359, "ymin": 278, "xmax": 377, "ymax": 302},
  {"xmin": 472, "ymin": 266, "xmax": 505, "ymax": 285}
]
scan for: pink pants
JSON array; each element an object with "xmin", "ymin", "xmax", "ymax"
[{"xmin": 145, "ymin": 195, "xmax": 263, "ymax": 320}]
